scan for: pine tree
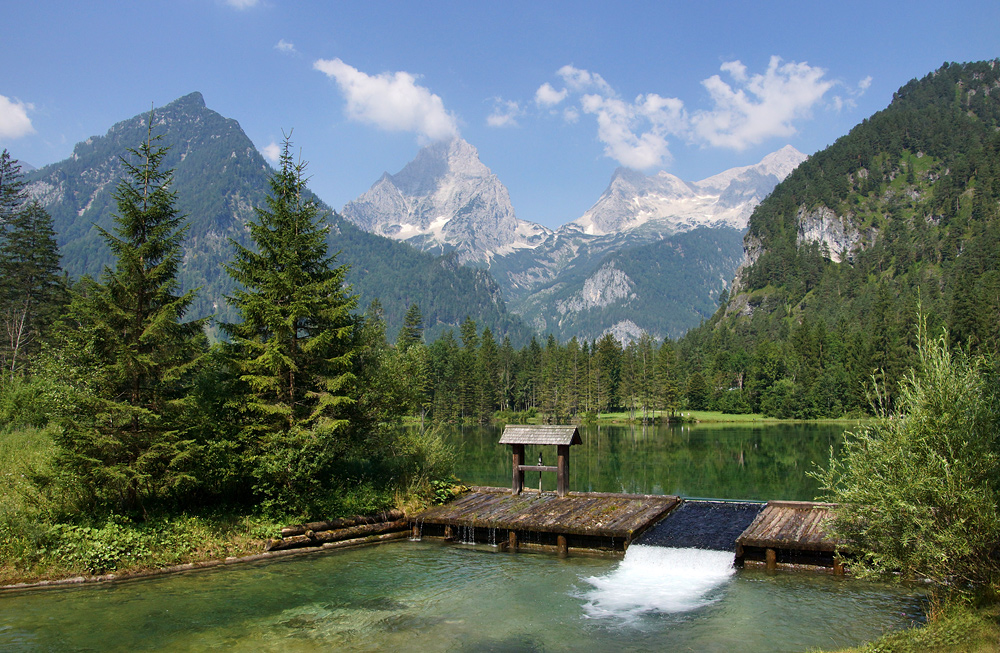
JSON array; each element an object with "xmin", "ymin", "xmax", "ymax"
[
  {"xmin": 0, "ymin": 149, "xmax": 25, "ymax": 227},
  {"xmin": 55, "ymin": 114, "xmax": 205, "ymax": 515},
  {"xmin": 222, "ymin": 136, "xmax": 357, "ymax": 512},
  {"xmin": 397, "ymin": 302, "xmax": 424, "ymax": 351},
  {"xmin": 0, "ymin": 152, "xmax": 65, "ymax": 376}
]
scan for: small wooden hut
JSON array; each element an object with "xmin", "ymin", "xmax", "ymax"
[{"xmin": 499, "ymin": 425, "xmax": 582, "ymax": 497}]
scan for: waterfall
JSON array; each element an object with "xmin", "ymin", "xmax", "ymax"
[{"xmin": 579, "ymin": 545, "xmax": 735, "ymax": 621}]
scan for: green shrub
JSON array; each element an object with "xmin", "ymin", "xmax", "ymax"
[{"xmin": 816, "ymin": 324, "xmax": 1000, "ymax": 589}]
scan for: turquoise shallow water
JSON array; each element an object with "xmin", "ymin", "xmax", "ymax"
[{"xmin": 1, "ymin": 540, "xmax": 923, "ymax": 652}]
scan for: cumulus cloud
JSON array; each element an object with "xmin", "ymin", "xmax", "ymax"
[
  {"xmin": 535, "ymin": 57, "xmax": 837, "ymax": 167},
  {"xmin": 261, "ymin": 141, "xmax": 281, "ymax": 163},
  {"xmin": 580, "ymin": 91, "xmax": 686, "ymax": 169},
  {"xmin": 313, "ymin": 58, "xmax": 459, "ymax": 141},
  {"xmin": 557, "ymin": 65, "xmax": 613, "ymax": 94},
  {"xmin": 535, "ymin": 82, "xmax": 568, "ymax": 107},
  {"xmin": 0, "ymin": 94, "xmax": 35, "ymax": 140},
  {"xmin": 487, "ymin": 99, "xmax": 523, "ymax": 128},
  {"xmin": 274, "ymin": 39, "xmax": 296, "ymax": 54},
  {"xmin": 691, "ymin": 56, "xmax": 834, "ymax": 149}
]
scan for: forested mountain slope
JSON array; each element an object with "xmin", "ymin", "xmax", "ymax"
[
  {"xmin": 24, "ymin": 93, "xmax": 530, "ymax": 343},
  {"xmin": 677, "ymin": 60, "xmax": 1000, "ymax": 417}
]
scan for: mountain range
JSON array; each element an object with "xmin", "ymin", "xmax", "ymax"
[
  {"xmin": 22, "ymin": 93, "xmax": 531, "ymax": 344},
  {"xmin": 19, "ymin": 91, "xmax": 805, "ymax": 345},
  {"xmin": 342, "ymin": 136, "xmax": 804, "ymax": 341}
]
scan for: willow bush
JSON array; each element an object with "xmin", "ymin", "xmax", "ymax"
[{"xmin": 816, "ymin": 322, "xmax": 1000, "ymax": 589}]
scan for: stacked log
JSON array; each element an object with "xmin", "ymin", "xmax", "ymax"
[{"xmin": 266, "ymin": 509, "xmax": 408, "ymax": 551}]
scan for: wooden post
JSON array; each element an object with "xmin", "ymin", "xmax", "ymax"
[
  {"xmin": 512, "ymin": 444, "xmax": 524, "ymax": 495},
  {"xmin": 411, "ymin": 523, "xmax": 420, "ymax": 540},
  {"xmin": 556, "ymin": 444, "xmax": 569, "ymax": 497},
  {"xmin": 833, "ymin": 557, "xmax": 845, "ymax": 576},
  {"xmin": 444, "ymin": 525, "xmax": 454, "ymax": 541},
  {"xmin": 766, "ymin": 548, "xmax": 777, "ymax": 570},
  {"xmin": 557, "ymin": 534, "xmax": 568, "ymax": 558},
  {"xmin": 508, "ymin": 530, "xmax": 518, "ymax": 552}
]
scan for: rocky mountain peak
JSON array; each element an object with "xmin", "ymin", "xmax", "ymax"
[
  {"xmin": 574, "ymin": 146, "xmax": 806, "ymax": 236},
  {"xmin": 342, "ymin": 137, "xmax": 550, "ymax": 263}
]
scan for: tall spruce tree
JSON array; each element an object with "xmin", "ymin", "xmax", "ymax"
[
  {"xmin": 222, "ymin": 136, "xmax": 357, "ymax": 513},
  {"xmin": 55, "ymin": 114, "xmax": 205, "ymax": 515},
  {"xmin": 397, "ymin": 302, "xmax": 424, "ymax": 351},
  {"xmin": 0, "ymin": 200, "xmax": 65, "ymax": 377},
  {"xmin": 0, "ymin": 150, "xmax": 66, "ymax": 376},
  {"xmin": 0, "ymin": 149, "xmax": 25, "ymax": 226}
]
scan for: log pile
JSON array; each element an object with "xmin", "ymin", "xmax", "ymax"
[{"xmin": 266, "ymin": 509, "xmax": 408, "ymax": 552}]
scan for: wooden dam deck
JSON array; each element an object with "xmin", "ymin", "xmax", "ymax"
[
  {"xmin": 413, "ymin": 491, "xmax": 845, "ymax": 571},
  {"xmin": 414, "ymin": 487, "xmax": 679, "ymax": 552}
]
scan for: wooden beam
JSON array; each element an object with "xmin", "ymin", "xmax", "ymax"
[
  {"xmin": 557, "ymin": 534, "xmax": 568, "ymax": 557},
  {"xmin": 512, "ymin": 444, "xmax": 524, "ymax": 495},
  {"xmin": 766, "ymin": 548, "xmax": 776, "ymax": 570},
  {"xmin": 557, "ymin": 444, "xmax": 569, "ymax": 497},
  {"xmin": 517, "ymin": 465, "xmax": 559, "ymax": 473}
]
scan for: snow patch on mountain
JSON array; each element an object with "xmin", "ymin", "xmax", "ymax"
[{"xmin": 572, "ymin": 145, "xmax": 806, "ymax": 236}]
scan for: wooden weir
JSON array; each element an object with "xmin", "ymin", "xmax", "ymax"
[
  {"xmin": 413, "ymin": 487, "xmax": 679, "ymax": 554},
  {"xmin": 411, "ymin": 427, "xmax": 846, "ymax": 570},
  {"xmin": 736, "ymin": 501, "xmax": 846, "ymax": 573}
]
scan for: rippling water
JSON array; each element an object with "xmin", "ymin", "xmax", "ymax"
[{"xmin": 0, "ymin": 541, "xmax": 924, "ymax": 652}]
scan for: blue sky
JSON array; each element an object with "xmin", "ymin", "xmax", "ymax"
[{"xmin": 3, "ymin": 1, "xmax": 998, "ymax": 229}]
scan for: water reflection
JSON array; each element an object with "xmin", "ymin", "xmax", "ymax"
[{"xmin": 442, "ymin": 422, "xmax": 850, "ymax": 501}]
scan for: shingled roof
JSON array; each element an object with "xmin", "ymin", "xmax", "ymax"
[{"xmin": 499, "ymin": 425, "xmax": 582, "ymax": 446}]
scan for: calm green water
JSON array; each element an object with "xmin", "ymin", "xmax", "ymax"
[
  {"xmin": 445, "ymin": 422, "xmax": 851, "ymax": 500},
  {"xmin": 0, "ymin": 541, "xmax": 923, "ymax": 652}
]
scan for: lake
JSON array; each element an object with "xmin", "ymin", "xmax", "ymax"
[
  {"xmin": 1, "ymin": 421, "xmax": 925, "ymax": 652},
  {"xmin": 444, "ymin": 421, "xmax": 853, "ymax": 500}
]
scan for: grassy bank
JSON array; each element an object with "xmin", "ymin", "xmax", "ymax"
[
  {"xmin": 829, "ymin": 598, "xmax": 1000, "ymax": 653},
  {"xmin": 0, "ymin": 424, "xmax": 410, "ymax": 586}
]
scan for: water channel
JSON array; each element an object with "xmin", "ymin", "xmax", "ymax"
[{"xmin": 1, "ymin": 422, "xmax": 928, "ymax": 651}]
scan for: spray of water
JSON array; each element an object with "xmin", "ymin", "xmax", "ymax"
[{"xmin": 579, "ymin": 545, "xmax": 735, "ymax": 621}]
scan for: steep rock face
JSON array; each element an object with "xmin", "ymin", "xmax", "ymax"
[
  {"xmin": 555, "ymin": 263, "xmax": 636, "ymax": 314},
  {"xmin": 342, "ymin": 138, "xmax": 550, "ymax": 263},
  {"xmin": 794, "ymin": 205, "xmax": 864, "ymax": 262}
]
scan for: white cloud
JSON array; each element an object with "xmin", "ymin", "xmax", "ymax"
[
  {"xmin": 858, "ymin": 75, "xmax": 873, "ymax": 91},
  {"xmin": 580, "ymin": 92, "xmax": 685, "ymax": 169},
  {"xmin": 225, "ymin": 0, "xmax": 258, "ymax": 8},
  {"xmin": 535, "ymin": 82, "xmax": 567, "ymax": 107},
  {"xmin": 0, "ymin": 94, "xmax": 35, "ymax": 140},
  {"xmin": 487, "ymin": 99, "xmax": 522, "ymax": 128},
  {"xmin": 313, "ymin": 58, "xmax": 459, "ymax": 141},
  {"xmin": 275, "ymin": 39, "xmax": 296, "ymax": 54},
  {"xmin": 536, "ymin": 57, "xmax": 839, "ymax": 167},
  {"xmin": 261, "ymin": 141, "xmax": 281, "ymax": 163},
  {"xmin": 557, "ymin": 65, "xmax": 613, "ymax": 94},
  {"xmin": 691, "ymin": 56, "xmax": 834, "ymax": 149}
]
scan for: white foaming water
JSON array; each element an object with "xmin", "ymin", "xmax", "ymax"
[{"xmin": 579, "ymin": 545, "xmax": 735, "ymax": 621}]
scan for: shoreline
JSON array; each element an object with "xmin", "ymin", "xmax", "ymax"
[{"xmin": 0, "ymin": 530, "xmax": 410, "ymax": 595}]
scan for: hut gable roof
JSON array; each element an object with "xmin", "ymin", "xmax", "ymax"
[{"xmin": 499, "ymin": 425, "xmax": 582, "ymax": 446}]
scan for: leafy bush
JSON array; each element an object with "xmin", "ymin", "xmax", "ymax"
[{"xmin": 816, "ymin": 323, "xmax": 1000, "ymax": 589}]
